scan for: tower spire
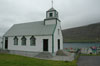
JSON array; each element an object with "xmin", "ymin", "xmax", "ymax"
[{"xmin": 52, "ymin": 0, "xmax": 53, "ymax": 8}]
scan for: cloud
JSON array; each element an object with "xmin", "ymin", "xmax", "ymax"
[{"xmin": 0, "ymin": 0, "xmax": 100, "ymax": 36}]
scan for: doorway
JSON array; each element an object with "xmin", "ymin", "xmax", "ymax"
[
  {"xmin": 5, "ymin": 37, "xmax": 8, "ymax": 49},
  {"xmin": 58, "ymin": 39, "xmax": 60, "ymax": 50},
  {"xmin": 43, "ymin": 39, "xmax": 48, "ymax": 51}
]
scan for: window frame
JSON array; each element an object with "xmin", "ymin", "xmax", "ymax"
[
  {"xmin": 21, "ymin": 36, "xmax": 26, "ymax": 46},
  {"xmin": 49, "ymin": 13, "xmax": 53, "ymax": 17},
  {"xmin": 30, "ymin": 36, "xmax": 36, "ymax": 46},
  {"xmin": 58, "ymin": 29, "xmax": 60, "ymax": 35},
  {"xmin": 14, "ymin": 36, "xmax": 18, "ymax": 45}
]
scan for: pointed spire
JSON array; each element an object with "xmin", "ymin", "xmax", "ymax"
[{"xmin": 52, "ymin": 0, "xmax": 53, "ymax": 8}]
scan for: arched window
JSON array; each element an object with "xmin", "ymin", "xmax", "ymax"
[
  {"xmin": 30, "ymin": 36, "xmax": 36, "ymax": 46},
  {"xmin": 14, "ymin": 36, "xmax": 18, "ymax": 45},
  {"xmin": 21, "ymin": 36, "xmax": 26, "ymax": 46}
]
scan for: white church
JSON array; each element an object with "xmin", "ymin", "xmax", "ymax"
[{"xmin": 2, "ymin": 7, "xmax": 63, "ymax": 55}]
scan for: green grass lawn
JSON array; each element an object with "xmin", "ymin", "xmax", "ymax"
[{"xmin": 0, "ymin": 53, "xmax": 77, "ymax": 66}]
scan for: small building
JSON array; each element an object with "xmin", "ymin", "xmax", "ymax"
[{"xmin": 2, "ymin": 7, "xmax": 63, "ymax": 55}]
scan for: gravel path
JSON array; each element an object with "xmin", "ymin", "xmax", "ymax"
[{"xmin": 77, "ymin": 56, "xmax": 100, "ymax": 66}]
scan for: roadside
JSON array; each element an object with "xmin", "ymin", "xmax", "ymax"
[{"xmin": 77, "ymin": 56, "xmax": 100, "ymax": 66}]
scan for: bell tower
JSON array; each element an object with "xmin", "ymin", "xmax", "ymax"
[
  {"xmin": 46, "ymin": 8, "xmax": 59, "ymax": 19},
  {"xmin": 44, "ymin": 0, "xmax": 60, "ymax": 25},
  {"xmin": 44, "ymin": 7, "xmax": 60, "ymax": 25}
]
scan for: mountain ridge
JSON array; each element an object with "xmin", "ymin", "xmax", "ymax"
[{"xmin": 62, "ymin": 22, "xmax": 100, "ymax": 43}]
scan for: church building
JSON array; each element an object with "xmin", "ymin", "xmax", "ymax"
[{"xmin": 3, "ymin": 7, "xmax": 63, "ymax": 55}]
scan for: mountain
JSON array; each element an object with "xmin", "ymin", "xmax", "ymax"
[{"xmin": 62, "ymin": 22, "xmax": 100, "ymax": 43}]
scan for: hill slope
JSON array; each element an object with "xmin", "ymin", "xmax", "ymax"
[{"xmin": 62, "ymin": 22, "xmax": 100, "ymax": 43}]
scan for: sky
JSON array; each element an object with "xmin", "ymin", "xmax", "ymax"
[{"xmin": 0, "ymin": 0, "xmax": 100, "ymax": 36}]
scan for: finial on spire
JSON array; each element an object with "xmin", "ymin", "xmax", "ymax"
[{"xmin": 52, "ymin": 0, "xmax": 53, "ymax": 8}]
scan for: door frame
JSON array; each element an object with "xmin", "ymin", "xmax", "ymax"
[
  {"xmin": 5, "ymin": 37, "xmax": 8, "ymax": 49},
  {"xmin": 43, "ymin": 39, "xmax": 48, "ymax": 51},
  {"xmin": 58, "ymin": 39, "xmax": 60, "ymax": 50}
]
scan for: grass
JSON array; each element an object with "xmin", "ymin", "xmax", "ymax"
[{"xmin": 0, "ymin": 53, "xmax": 77, "ymax": 66}]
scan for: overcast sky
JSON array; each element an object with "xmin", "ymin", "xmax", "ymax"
[{"xmin": 0, "ymin": 0, "xmax": 100, "ymax": 36}]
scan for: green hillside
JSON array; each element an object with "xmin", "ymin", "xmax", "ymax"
[{"xmin": 62, "ymin": 22, "xmax": 100, "ymax": 43}]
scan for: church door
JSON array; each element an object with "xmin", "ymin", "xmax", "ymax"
[
  {"xmin": 58, "ymin": 39, "xmax": 60, "ymax": 50},
  {"xmin": 43, "ymin": 39, "xmax": 48, "ymax": 51},
  {"xmin": 5, "ymin": 37, "xmax": 8, "ymax": 49}
]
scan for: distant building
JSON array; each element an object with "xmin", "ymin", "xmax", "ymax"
[{"xmin": 2, "ymin": 7, "xmax": 63, "ymax": 55}]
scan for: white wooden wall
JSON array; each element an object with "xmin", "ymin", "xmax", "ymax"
[
  {"xmin": 53, "ymin": 20, "xmax": 63, "ymax": 52},
  {"xmin": 3, "ymin": 35, "xmax": 53, "ymax": 53}
]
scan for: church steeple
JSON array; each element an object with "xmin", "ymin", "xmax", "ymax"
[
  {"xmin": 44, "ymin": 0, "xmax": 60, "ymax": 25},
  {"xmin": 46, "ymin": 7, "xmax": 59, "ymax": 19},
  {"xmin": 45, "ymin": 0, "xmax": 59, "ymax": 19}
]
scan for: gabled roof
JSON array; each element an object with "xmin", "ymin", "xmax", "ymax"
[
  {"xmin": 47, "ymin": 7, "xmax": 56, "ymax": 11},
  {"xmin": 4, "ymin": 21, "xmax": 56, "ymax": 37}
]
